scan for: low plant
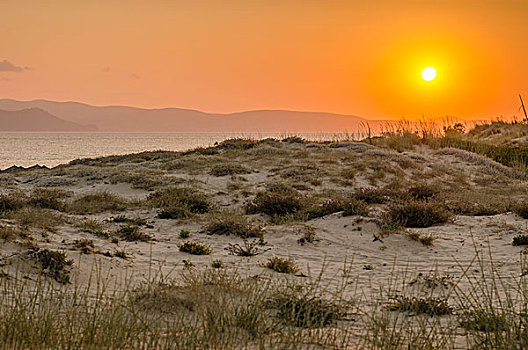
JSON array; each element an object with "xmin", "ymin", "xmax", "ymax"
[
  {"xmin": 459, "ymin": 309, "xmax": 509, "ymax": 333},
  {"xmin": 0, "ymin": 193, "xmax": 24, "ymax": 214},
  {"xmin": 179, "ymin": 241, "xmax": 211, "ymax": 255},
  {"xmin": 117, "ymin": 225, "xmax": 152, "ymax": 242},
  {"xmin": 209, "ymin": 163, "xmax": 251, "ymax": 176},
  {"xmin": 225, "ymin": 239, "xmax": 270, "ymax": 257},
  {"xmin": 265, "ymin": 257, "xmax": 298, "ymax": 274},
  {"xmin": 266, "ymin": 293, "xmax": 343, "ymax": 328},
  {"xmin": 408, "ymin": 184, "xmax": 438, "ymax": 201},
  {"xmin": 342, "ymin": 199, "xmax": 370, "ymax": 217},
  {"xmin": 73, "ymin": 239, "xmax": 95, "ymax": 254},
  {"xmin": 29, "ymin": 248, "xmax": 73, "ymax": 284},
  {"xmin": 211, "ymin": 260, "xmax": 223, "ymax": 269},
  {"xmin": 407, "ymin": 232, "xmax": 435, "ymax": 246},
  {"xmin": 179, "ymin": 229, "xmax": 190, "ymax": 239},
  {"xmin": 386, "ymin": 201, "xmax": 450, "ymax": 228},
  {"xmin": 203, "ymin": 216, "xmax": 263, "ymax": 239},
  {"xmin": 148, "ymin": 187, "xmax": 211, "ymax": 215},
  {"xmin": 387, "ymin": 296, "xmax": 452, "ymax": 316},
  {"xmin": 513, "ymin": 201, "xmax": 528, "ymax": 219},
  {"xmin": 67, "ymin": 191, "xmax": 127, "ymax": 214},
  {"xmin": 76, "ymin": 219, "xmax": 109, "ymax": 239},
  {"xmin": 26, "ymin": 188, "xmax": 69, "ymax": 210},
  {"xmin": 512, "ymin": 234, "xmax": 528, "ymax": 246}
]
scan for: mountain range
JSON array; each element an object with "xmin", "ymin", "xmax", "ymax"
[{"xmin": 0, "ymin": 99, "xmax": 387, "ymax": 132}]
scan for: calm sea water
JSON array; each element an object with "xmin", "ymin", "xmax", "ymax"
[{"xmin": 0, "ymin": 132, "xmax": 357, "ymax": 169}]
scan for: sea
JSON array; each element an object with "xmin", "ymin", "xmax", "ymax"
[{"xmin": 0, "ymin": 132, "xmax": 359, "ymax": 170}]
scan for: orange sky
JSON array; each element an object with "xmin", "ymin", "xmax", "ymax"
[{"xmin": 1, "ymin": 0, "xmax": 527, "ymax": 120}]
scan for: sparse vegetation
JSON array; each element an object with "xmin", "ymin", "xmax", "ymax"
[
  {"xmin": 29, "ymin": 248, "xmax": 73, "ymax": 284},
  {"xmin": 203, "ymin": 215, "xmax": 263, "ymax": 239},
  {"xmin": 225, "ymin": 239, "xmax": 270, "ymax": 256},
  {"xmin": 148, "ymin": 187, "xmax": 212, "ymax": 217},
  {"xmin": 179, "ymin": 241, "xmax": 211, "ymax": 255},
  {"xmin": 386, "ymin": 201, "xmax": 451, "ymax": 228},
  {"xmin": 512, "ymin": 234, "xmax": 528, "ymax": 246},
  {"xmin": 387, "ymin": 296, "xmax": 452, "ymax": 316},
  {"xmin": 209, "ymin": 163, "xmax": 251, "ymax": 176},
  {"xmin": 67, "ymin": 191, "xmax": 127, "ymax": 214},
  {"xmin": 265, "ymin": 257, "xmax": 298, "ymax": 274},
  {"xmin": 117, "ymin": 225, "xmax": 152, "ymax": 242}
]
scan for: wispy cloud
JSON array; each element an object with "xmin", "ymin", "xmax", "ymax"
[{"xmin": 0, "ymin": 59, "xmax": 27, "ymax": 72}]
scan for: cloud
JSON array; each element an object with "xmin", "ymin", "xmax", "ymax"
[
  {"xmin": 0, "ymin": 60, "xmax": 24, "ymax": 72},
  {"xmin": 129, "ymin": 73, "xmax": 141, "ymax": 80}
]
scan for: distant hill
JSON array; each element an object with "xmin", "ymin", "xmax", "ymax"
[
  {"xmin": 0, "ymin": 99, "xmax": 388, "ymax": 132},
  {"xmin": 0, "ymin": 108, "xmax": 98, "ymax": 131}
]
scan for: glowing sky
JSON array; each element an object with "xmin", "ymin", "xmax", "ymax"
[{"xmin": 1, "ymin": 0, "xmax": 527, "ymax": 120}]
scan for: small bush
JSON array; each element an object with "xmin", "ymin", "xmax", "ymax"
[
  {"xmin": 387, "ymin": 296, "xmax": 452, "ymax": 316},
  {"xmin": 217, "ymin": 138, "xmax": 258, "ymax": 150},
  {"xmin": 209, "ymin": 164, "xmax": 250, "ymax": 177},
  {"xmin": 76, "ymin": 219, "xmax": 109, "ymax": 239},
  {"xmin": 265, "ymin": 257, "xmax": 298, "ymax": 274},
  {"xmin": 179, "ymin": 229, "xmax": 190, "ymax": 239},
  {"xmin": 246, "ymin": 184, "xmax": 304, "ymax": 216},
  {"xmin": 0, "ymin": 193, "xmax": 24, "ymax": 213},
  {"xmin": 459, "ymin": 309, "xmax": 509, "ymax": 332},
  {"xmin": 267, "ymin": 294, "xmax": 343, "ymax": 328},
  {"xmin": 342, "ymin": 199, "xmax": 370, "ymax": 217},
  {"xmin": 211, "ymin": 260, "xmax": 223, "ymax": 268},
  {"xmin": 148, "ymin": 187, "xmax": 211, "ymax": 214},
  {"xmin": 67, "ymin": 192, "xmax": 127, "ymax": 214},
  {"xmin": 512, "ymin": 234, "xmax": 528, "ymax": 246},
  {"xmin": 353, "ymin": 188, "xmax": 390, "ymax": 204},
  {"xmin": 117, "ymin": 225, "xmax": 152, "ymax": 242},
  {"xmin": 225, "ymin": 239, "xmax": 270, "ymax": 257},
  {"xmin": 26, "ymin": 188, "xmax": 69, "ymax": 210},
  {"xmin": 387, "ymin": 201, "xmax": 450, "ymax": 228},
  {"xmin": 513, "ymin": 201, "xmax": 528, "ymax": 219},
  {"xmin": 157, "ymin": 207, "xmax": 191, "ymax": 219},
  {"xmin": 179, "ymin": 241, "xmax": 211, "ymax": 255},
  {"xmin": 408, "ymin": 184, "xmax": 438, "ymax": 201},
  {"xmin": 73, "ymin": 239, "xmax": 95, "ymax": 254},
  {"xmin": 29, "ymin": 248, "xmax": 73, "ymax": 284},
  {"xmin": 13, "ymin": 208, "xmax": 64, "ymax": 232},
  {"xmin": 0, "ymin": 226, "xmax": 23, "ymax": 241},
  {"xmin": 204, "ymin": 216, "xmax": 263, "ymax": 239},
  {"xmin": 407, "ymin": 232, "xmax": 435, "ymax": 246}
]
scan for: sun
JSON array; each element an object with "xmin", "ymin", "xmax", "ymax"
[{"xmin": 422, "ymin": 67, "xmax": 437, "ymax": 81}]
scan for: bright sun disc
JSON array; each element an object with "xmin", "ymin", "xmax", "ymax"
[{"xmin": 422, "ymin": 67, "xmax": 437, "ymax": 81}]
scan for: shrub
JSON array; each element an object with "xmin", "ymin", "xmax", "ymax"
[
  {"xmin": 179, "ymin": 229, "xmax": 190, "ymax": 239},
  {"xmin": 353, "ymin": 188, "xmax": 390, "ymax": 204},
  {"xmin": 408, "ymin": 184, "xmax": 438, "ymax": 201},
  {"xmin": 0, "ymin": 193, "xmax": 24, "ymax": 213},
  {"xmin": 204, "ymin": 217, "xmax": 263, "ymax": 239},
  {"xmin": 513, "ymin": 201, "xmax": 528, "ymax": 219},
  {"xmin": 387, "ymin": 296, "xmax": 452, "ymax": 316},
  {"xmin": 67, "ymin": 192, "xmax": 127, "ymax": 214},
  {"xmin": 246, "ymin": 185, "xmax": 304, "ymax": 216},
  {"xmin": 117, "ymin": 225, "xmax": 152, "ymax": 242},
  {"xmin": 109, "ymin": 216, "xmax": 148, "ymax": 226},
  {"xmin": 342, "ymin": 199, "xmax": 370, "ymax": 217},
  {"xmin": 225, "ymin": 239, "xmax": 270, "ymax": 257},
  {"xmin": 459, "ymin": 309, "xmax": 509, "ymax": 332},
  {"xmin": 387, "ymin": 201, "xmax": 450, "ymax": 228},
  {"xmin": 407, "ymin": 232, "xmax": 435, "ymax": 246},
  {"xmin": 157, "ymin": 207, "xmax": 191, "ymax": 219},
  {"xmin": 76, "ymin": 219, "xmax": 109, "ymax": 239},
  {"xmin": 26, "ymin": 188, "xmax": 69, "ymax": 210},
  {"xmin": 148, "ymin": 187, "xmax": 211, "ymax": 214},
  {"xmin": 209, "ymin": 164, "xmax": 250, "ymax": 177},
  {"xmin": 179, "ymin": 241, "xmax": 211, "ymax": 255},
  {"xmin": 73, "ymin": 239, "xmax": 95, "ymax": 254},
  {"xmin": 13, "ymin": 208, "xmax": 64, "ymax": 232},
  {"xmin": 266, "ymin": 294, "xmax": 343, "ymax": 328},
  {"xmin": 29, "ymin": 248, "xmax": 73, "ymax": 284},
  {"xmin": 512, "ymin": 234, "xmax": 528, "ymax": 246},
  {"xmin": 265, "ymin": 257, "xmax": 298, "ymax": 274},
  {"xmin": 217, "ymin": 138, "xmax": 258, "ymax": 150},
  {"xmin": 281, "ymin": 136, "xmax": 305, "ymax": 144},
  {"xmin": 211, "ymin": 260, "xmax": 223, "ymax": 269}
]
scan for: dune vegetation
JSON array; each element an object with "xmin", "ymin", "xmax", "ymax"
[{"xmin": 1, "ymin": 120, "xmax": 528, "ymax": 348}]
